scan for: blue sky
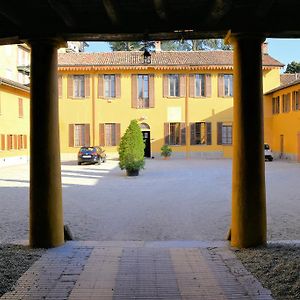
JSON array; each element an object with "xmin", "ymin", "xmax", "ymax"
[{"xmin": 86, "ymin": 39, "xmax": 300, "ymax": 72}]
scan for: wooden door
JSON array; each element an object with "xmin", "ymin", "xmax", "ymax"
[
  {"xmin": 297, "ymin": 132, "xmax": 300, "ymax": 162},
  {"xmin": 280, "ymin": 134, "xmax": 284, "ymax": 158}
]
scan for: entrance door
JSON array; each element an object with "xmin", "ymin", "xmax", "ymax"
[
  {"xmin": 297, "ymin": 131, "xmax": 300, "ymax": 162},
  {"xmin": 280, "ymin": 134, "xmax": 284, "ymax": 158},
  {"xmin": 142, "ymin": 131, "xmax": 151, "ymax": 158}
]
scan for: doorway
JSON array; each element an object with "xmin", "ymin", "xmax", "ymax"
[{"xmin": 140, "ymin": 123, "xmax": 151, "ymax": 158}]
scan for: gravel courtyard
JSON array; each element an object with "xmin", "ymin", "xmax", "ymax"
[{"xmin": 0, "ymin": 158, "xmax": 299, "ymax": 242}]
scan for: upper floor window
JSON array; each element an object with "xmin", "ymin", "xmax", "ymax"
[
  {"xmin": 190, "ymin": 122, "xmax": 212, "ymax": 145},
  {"xmin": 131, "ymin": 74, "xmax": 154, "ymax": 108},
  {"xmin": 104, "ymin": 75, "xmax": 116, "ymax": 98},
  {"xmin": 67, "ymin": 75, "xmax": 90, "ymax": 99},
  {"xmin": 195, "ymin": 74, "xmax": 205, "ymax": 97},
  {"xmin": 190, "ymin": 74, "xmax": 211, "ymax": 98},
  {"xmin": 292, "ymin": 90, "xmax": 300, "ymax": 111},
  {"xmin": 163, "ymin": 74, "xmax": 186, "ymax": 98},
  {"xmin": 98, "ymin": 74, "xmax": 120, "ymax": 99},
  {"xmin": 272, "ymin": 96, "xmax": 280, "ymax": 114},
  {"xmin": 282, "ymin": 93, "xmax": 291, "ymax": 113},
  {"xmin": 218, "ymin": 74, "xmax": 233, "ymax": 97}
]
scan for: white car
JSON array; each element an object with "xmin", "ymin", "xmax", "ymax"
[{"xmin": 264, "ymin": 143, "xmax": 273, "ymax": 161}]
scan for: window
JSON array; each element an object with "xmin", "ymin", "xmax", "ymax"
[
  {"xmin": 69, "ymin": 124, "xmax": 90, "ymax": 147},
  {"xmin": 195, "ymin": 74, "xmax": 205, "ymax": 97},
  {"xmin": 164, "ymin": 122, "xmax": 186, "ymax": 145},
  {"xmin": 282, "ymin": 93, "xmax": 291, "ymax": 113},
  {"xmin": 7, "ymin": 135, "xmax": 13, "ymax": 150},
  {"xmin": 217, "ymin": 122, "xmax": 232, "ymax": 145},
  {"xmin": 73, "ymin": 75, "xmax": 85, "ymax": 98},
  {"xmin": 18, "ymin": 98, "xmax": 23, "ymax": 118},
  {"xmin": 169, "ymin": 74, "xmax": 179, "ymax": 97},
  {"xmin": 137, "ymin": 75, "xmax": 149, "ymax": 108},
  {"xmin": 17, "ymin": 135, "xmax": 27, "ymax": 149},
  {"xmin": 104, "ymin": 75, "xmax": 116, "ymax": 98},
  {"xmin": 292, "ymin": 91, "xmax": 300, "ymax": 111},
  {"xmin": 190, "ymin": 122, "xmax": 212, "ymax": 145},
  {"xmin": 272, "ymin": 96, "xmax": 280, "ymax": 114},
  {"xmin": 218, "ymin": 74, "xmax": 233, "ymax": 97},
  {"xmin": 99, "ymin": 123, "xmax": 120, "ymax": 146}
]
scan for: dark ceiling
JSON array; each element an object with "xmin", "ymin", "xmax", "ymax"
[{"xmin": 1, "ymin": 0, "xmax": 300, "ymax": 44}]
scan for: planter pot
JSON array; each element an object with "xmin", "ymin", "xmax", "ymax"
[
  {"xmin": 162, "ymin": 156, "xmax": 170, "ymax": 160},
  {"xmin": 126, "ymin": 169, "xmax": 139, "ymax": 176}
]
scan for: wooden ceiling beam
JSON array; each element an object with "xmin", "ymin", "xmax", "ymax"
[
  {"xmin": 48, "ymin": 0, "xmax": 76, "ymax": 27},
  {"xmin": 0, "ymin": 3, "xmax": 22, "ymax": 28},
  {"xmin": 255, "ymin": 0, "xmax": 276, "ymax": 18},
  {"xmin": 205, "ymin": 0, "xmax": 232, "ymax": 24},
  {"xmin": 102, "ymin": 0, "xmax": 121, "ymax": 26},
  {"xmin": 154, "ymin": 0, "xmax": 168, "ymax": 21}
]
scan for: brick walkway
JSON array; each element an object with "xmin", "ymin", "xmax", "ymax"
[{"xmin": 1, "ymin": 241, "xmax": 273, "ymax": 300}]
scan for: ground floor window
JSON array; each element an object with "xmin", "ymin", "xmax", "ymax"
[
  {"xmin": 217, "ymin": 122, "xmax": 232, "ymax": 145},
  {"xmin": 69, "ymin": 124, "xmax": 90, "ymax": 147},
  {"xmin": 17, "ymin": 135, "xmax": 27, "ymax": 149},
  {"xmin": 164, "ymin": 122, "xmax": 186, "ymax": 145},
  {"xmin": 190, "ymin": 122, "xmax": 212, "ymax": 145},
  {"xmin": 99, "ymin": 123, "xmax": 121, "ymax": 146}
]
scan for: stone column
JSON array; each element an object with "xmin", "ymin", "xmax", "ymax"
[
  {"xmin": 29, "ymin": 39, "xmax": 64, "ymax": 248},
  {"xmin": 231, "ymin": 34, "xmax": 267, "ymax": 248}
]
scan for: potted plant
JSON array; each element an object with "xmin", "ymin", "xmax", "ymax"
[
  {"xmin": 118, "ymin": 120, "xmax": 145, "ymax": 176},
  {"xmin": 161, "ymin": 144, "xmax": 172, "ymax": 159}
]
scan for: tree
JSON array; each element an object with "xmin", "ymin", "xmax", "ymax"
[
  {"xmin": 109, "ymin": 39, "xmax": 232, "ymax": 52},
  {"xmin": 118, "ymin": 120, "xmax": 145, "ymax": 176},
  {"xmin": 285, "ymin": 61, "xmax": 300, "ymax": 73}
]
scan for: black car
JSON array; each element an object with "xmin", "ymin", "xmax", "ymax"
[{"xmin": 77, "ymin": 146, "xmax": 107, "ymax": 165}]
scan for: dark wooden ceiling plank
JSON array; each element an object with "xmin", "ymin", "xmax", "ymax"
[
  {"xmin": 154, "ymin": 0, "xmax": 168, "ymax": 21},
  {"xmin": 48, "ymin": 0, "xmax": 76, "ymax": 28},
  {"xmin": 102, "ymin": 0, "xmax": 121, "ymax": 26}
]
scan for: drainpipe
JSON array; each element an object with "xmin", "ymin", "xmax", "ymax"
[
  {"xmin": 92, "ymin": 69, "xmax": 96, "ymax": 146},
  {"xmin": 185, "ymin": 72, "xmax": 190, "ymax": 159}
]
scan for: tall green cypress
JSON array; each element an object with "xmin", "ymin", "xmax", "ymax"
[{"xmin": 118, "ymin": 120, "xmax": 145, "ymax": 174}]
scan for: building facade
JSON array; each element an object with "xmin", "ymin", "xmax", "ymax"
[
  {"xmin": 58, "ymin": 51, "xmax": 282, "ymax": 158},
  {"xmin": 264, "ymin": 79, "xmax": 300, "ymax": 161}
]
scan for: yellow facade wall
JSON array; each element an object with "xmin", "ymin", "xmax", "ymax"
[
  {"xmin": 59, "ymin": 67, "xmax": 280, "ymax": 159},
  {"xmin": 264, "ymin": 83, "xmax": 300, "ymax": 161},
  {"xmin": 0, "ymin": 85, "xmax": 30, "ymax": 160}
]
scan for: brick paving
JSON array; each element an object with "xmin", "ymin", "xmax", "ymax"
[{"xmin": 1, "ymin": 241, "xmax": 273, "ymax": 300}]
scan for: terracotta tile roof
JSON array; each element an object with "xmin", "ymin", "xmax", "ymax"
[
  {"xmin": 280, "ymin": 73, "xmax": 300, "ymax": 85},
  {"xmin": 58, "ymin": 51, "xmax": 283, "ymax": 69}
]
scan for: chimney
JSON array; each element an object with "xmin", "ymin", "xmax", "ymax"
[
  {"xmin": 155, "ymin": 41, "xmax": 161, "ymax": 52},
  {"xmin": 262, "ymin": 42, "xmax": 268, "ymax": 55}
]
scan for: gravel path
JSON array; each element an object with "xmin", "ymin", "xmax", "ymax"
[
  {"xmin": 236, "ymin": 242, "xmax": 300, "ymax": 300},
  {"xmin": 0, "ymin": 244, "xmax": 44, "ymax": 297},
  {"xmin": 0, "ymin": 158, "xmax": 299, "ymax": 242}
]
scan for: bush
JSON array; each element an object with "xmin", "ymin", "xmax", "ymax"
[
  {"xmin": 161, "ymin": 144, "xmax": 172, "ymax": 157},
  {"xmin": 118, "ymin": 120, "xmax": 145, "ymax": 172}
]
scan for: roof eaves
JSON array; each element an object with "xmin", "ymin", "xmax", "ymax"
[{"xmin": 264, "ymin": 78, "xmax": 300, "ymax": 95}]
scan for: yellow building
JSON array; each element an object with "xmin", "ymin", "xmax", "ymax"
[
  {"xmin": 58, "ymin": 50, "xmax": 282, "ymax": 158},
  {"xmin": 264, "ymin": 79, "xmax": 300, "ymax": 161},
  {"xmin": 0, "ymin": 77, "xmax": 30, "ymax": 166}
]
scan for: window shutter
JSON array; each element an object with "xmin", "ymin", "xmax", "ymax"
[
  {"xmin": 85, "ymin": 124, "xmax": 90, "ymax": 146},
  {"xmin": 7, "ymin": 135, "xmax": 11, "ymax": 150},
  {"xmin": 85, "ymin": 75, "xmax": 90, "ymax": 98},
  {"xmin": 149, "ymin": 74, "xmax": 155, "ymax": 108},
  {"xmin": 189, "ymin": 74, "xmax": 195, "ymax": 98},
  {"xmin": 18, "ymin": 98, "xmax": 23, "ymax": 118},
  {"xmin": 115, "ymin": 74, "xmax": 121, "ymax": 98},
  {"xmin": 206, "ymin": 122, "xmax": 212, "ymax": 145},
  {"xmin": 180, "ymin": 123, "xmax": 186, "ymax": 145},
  {"xmin": 218, "ymin": 74, "xmax": 224, "ymax": 97},
  {"xmin": 1, "ymin": 134, "xmax": 5, "ymax": 150},
  {"xmin": 14, "ymin": 135, "xmax": 17, "ymax": 149},
  {"xmin": 18, "ymin": 135, "xmax": 21, "ymax": 149},
  {"xmin": 217, "ymin": 122, "xmax": 223, "ymax": 145},
  {"xmin": 131, "ymin": 74, "xmax": 138, "ymax": 108},
  {"xmin": 58, "ymin": 75, "xmax": 62, "ymax": 98},
  {"xmin": 115, "ymin": 123, "xmax": 121, "ymax": 145},
  {"xmin": 24, "ymin": 135, "xmax": 27, "ymax": 149},
  {"xmin": 179, "ymin": 75, "xmax": 186, "ymax": 97},
  {"xmin": 99, "ymin": 123, "xmax": 105, "ymax": 146},
  {"xmin": 98, "ymin": 75, "xmax": 104, "ymax": 98},
  {"xmin": 190, "ymin": 122, "xmax": 195, "ymax": 145},
  {"xmin": 69, "ymin": 124, "xmax": 74, "ymax": 147},
  {"xmin": 164, "ymin": 123, "xmax": 170, "ymax": 145},
  {"xmin": 205, "ymin": 74, "xmax": 212, "ymax": 97},
  {"xmin": 67, "ymin": 75, "xmax": 73, "ymax": 98},
  {"xmin": 163, "ymin": 74, "xmax": 168, "ymax": 97}
]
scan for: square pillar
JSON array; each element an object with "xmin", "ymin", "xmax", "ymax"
[
  {"xmin": 29, "ymin": 39, "xmax": 64, "ymax": 248},
  {"xmin": 230, "ymin": 34, "xmax": 267, "ymax": 248}
]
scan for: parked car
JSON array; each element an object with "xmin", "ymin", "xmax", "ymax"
[
  {"xmin": 77, "ymin": 146, "xmax": 107, "ymax": 165},
  {"xmin": 264, "ymin": 143, "xmax": 273, "ymax": 161}
]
